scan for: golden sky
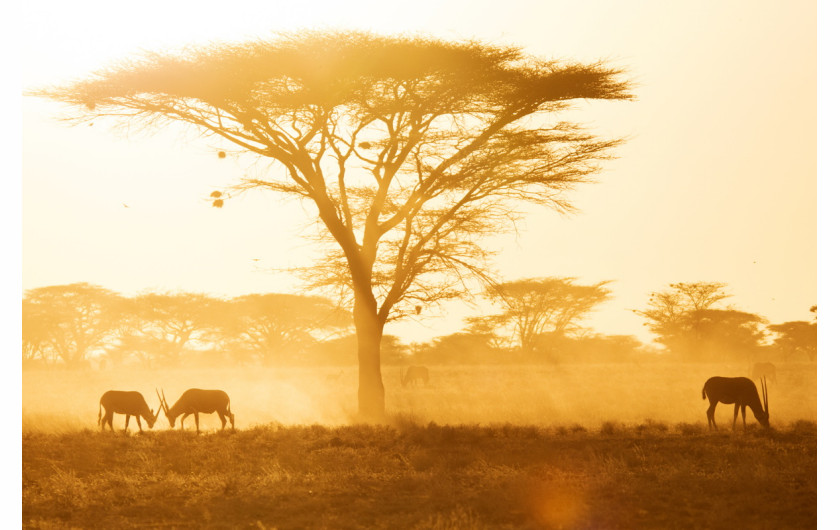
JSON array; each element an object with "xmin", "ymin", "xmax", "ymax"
[{"xmin": 19, "ymin": 0, "xmax": 818, "ymax": 345}]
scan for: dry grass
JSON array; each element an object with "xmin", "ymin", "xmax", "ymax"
[
  {"xmin": 23, "ymin": 421, "xmax": 816, "ymax": 529},
  {"xmin": 22, "ymin": 363, "xmax": 817, "ymax": 528}
]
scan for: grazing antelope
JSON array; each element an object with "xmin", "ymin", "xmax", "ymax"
[
  {"xmin": 98, "ymin": 390, "xmax": 162, "ymax": 433},
  {"xmin": 702, "ymin": 376, "xmax": 769, "ymax": 431},
  {"xmin": 751, "ymin": 362, "xmax": 777, "ymax": 384},
  {"xmin": 400, "ymin": 366, "xmax": 430, "ymax": 387},
  {"xmin": 157, "ymin": 388, "xmax": 235, "ymax": 433}
]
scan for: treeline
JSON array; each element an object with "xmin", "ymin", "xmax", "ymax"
[
  {"xmin": 22, "ymin": 280, "xmax": 816, "ymax": 369},
  {"xmin": 407, "ymin": 279, "xmax": 816, "ymax": 366},
  {"xmin": 22, "ymin": 284, "xmax": 353, "ymax": 369},
  {"xmin": 631, "ymin": 281, "xmax": 816, "ymax": 364}
]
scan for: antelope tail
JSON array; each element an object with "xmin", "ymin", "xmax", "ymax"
[
  {"xmin": 701, "ymin": 384, "xmax": 707, "ymax": 400},
  {"xmin": 97, "ymin": 402, "xmax": 102, "ymax": 426}
]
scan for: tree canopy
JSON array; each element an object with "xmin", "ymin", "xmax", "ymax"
[
  {"xmin": 23, "ymin": 283, "xmax": 126, "ymax": 367},
  {"xmin": 23, "ymin": 285, "xmax": 356, "ymax": 368},
  {"xmin": 34, "ymin": 31, "xmax": 632, "ymax": 418},
  {"xmin": 768, "ymin": 320, "xmax": 817, "ymax": 361},
  {"xmin": 225, "ymin": 293, "xmax": 351, "ymax": 364},
  {"xmin": 633, "ymin": 282, "xmax": 771, "ymax": 361},
  {"xmin": 472, "ymin": 277, "xmax": 612, "ymax": 354}
]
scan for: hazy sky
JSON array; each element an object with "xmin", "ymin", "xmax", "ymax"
[{"xmin": 18, "ymin": 0, "xmax": 817, "ymax": 345}]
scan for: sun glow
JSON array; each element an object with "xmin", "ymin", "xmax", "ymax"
[{"xmin": 17, "ymin": 2, "xmax": 821, "ymax": 527}]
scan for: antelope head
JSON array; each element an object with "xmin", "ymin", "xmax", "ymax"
[{"xmin": 147, "ymin": 402, "xmax": 163, "ymax": 428}]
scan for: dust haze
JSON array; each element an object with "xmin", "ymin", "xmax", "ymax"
[{"xmin": 22, "ymin": 360, "xmax": 816, "ymax": 434}]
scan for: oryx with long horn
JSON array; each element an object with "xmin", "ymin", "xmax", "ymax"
[
  {"xmin": 702, "ymin": 376, "xmax": 769, "ymax": 431},
  {"xmin": 157, "ymin": 388, "xmax": 235, "ymax": 433}
]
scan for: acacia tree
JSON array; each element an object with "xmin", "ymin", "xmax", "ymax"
[
  {"xmin": 113, "ymin": 292, "xmax": 226, "ymax": 366},
  {"xmin": 225, "ymin": 293, "xmax": 351, "ymax": 364},
  {"xmin": 633, "ymin": 282, "xmax": 769, "ymax": 361},
  {"xmin": 34, "ymin": 31, "xmax": 632, "ymax": 418},
  {"xmin": 634, "ymin": 281, "xmax": 730, "ymax": 355},
  {"xmin": 23, "ymin": 283, "xmax": 126, "ymax": 368},
  {"xmin": 690, "ymin": 308, "xmax": 767, "ymax": 362},
  {"xmin": 768, "ymin": 320, "xmax": 817, "ymax": 361},
  {"xmin": 472, "ymin": 277, "xmax": 612, "ymax": 354},
  {"xmin": 22, "ymin": 299, "xmax": 52, "ymax": 364}
]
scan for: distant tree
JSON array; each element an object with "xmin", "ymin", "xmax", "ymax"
[
  {"xmin": 474, "ymin": 277, "xmax": 612, "ymax": 355},
  {"xmin": 112, "ymin": 292, "xmax": 227, "ymax": 366},
  {"xmin": 307, "ymin": 335, "xmax": 358, "ymax": 366},
  {"xmin": 306, "ymin": 335, "xmax": 356, "ymax": 366},
  {"xmin": 533, "ymin": 332, "xmax": 643, "ymax": 363},
  {"xmin": 414, "ymin": 331, "xmax": 501, "ymax": 365},
  {"xmin": 634, "ymin": 282, "xmax": 731, "ymax": 357},
  {"xmin": 380, "ymin": 335, "xmax": 411, "ymax": 365},
  {"xmin": 23, "ymin": 283, "xmax": 126, "ymax": 368},
  {"xmin": 34, "ymin": 31, "xmax": 632, "ymax": 418},
  {"xmin": 225, "ymin": 293, "xmax": 351, "ymax": 365},
  {"xmin": 22, "ymin": 299, "xmax": 52, "ymax": 365},
  {"xmin": 768, "ymin": 320, "xmax": 817, "ymax": 361},
  {"xmin": 690, "ymin": 309, "xmax": 767, "ymax": 362},
  {"xmin": 463, "ymin": 317, "xmax": 510, "ymax": 351},
  {"xmin": 107, "ymin": 334, "xmax": 167, "ymax": 368}
]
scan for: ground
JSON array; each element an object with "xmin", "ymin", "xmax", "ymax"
[{"xmin": 22, "ymin": 362, "xmax": 817, "ymax": 528}]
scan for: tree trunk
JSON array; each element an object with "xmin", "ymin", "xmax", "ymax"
[{"xmin": 354, "ymin": 302, "xmax": 385, "ymax": 421}]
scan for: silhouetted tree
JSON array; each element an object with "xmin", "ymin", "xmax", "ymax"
[
  {"xmin": 22, "ymin": 299, "xmax": 52, "ymax": 365},
  {"xmin": 22, "ymin": 283, "xmax": 126, "ymax": 368},
  {"xmin": 107, "ymin": 334, "xmax": 167, "ymax": 368},
  {"xmin": 690, "ymin": 309, "xmax": 767, "ymax": 362},
  {"xmin": 34, "ymin": 31, "xmax": 632, "ymax": 418},
  {"xmin": 533, "ymin": 332, "xmax": 643, "ymax": 363},
  {"xmin": 768, "ymin": 320, "xmax": 817, "ymax": 361},
  {"xmin": 634, "ymin": 282, "xmax": 731, "ymax": 357},
  {"xmin": 473, "ymin": 277, "xmax": 612, "ymax": 354},
  {"xmin": 380, "ymin": 335, "xmax": 411, "ymax": 365},
  {"xmin": 307, "ymin": 335, "xmax": 357, "ymax": 366},
  {"xmin": 112, "ymin": 292, "xmax": 226, "ymax": 366},
  {"xmin": 414, "ymin": 331, "xmax": 501, "ymax": 365},
  {"xmin": 225, "ymin": 293, "xmax": 351, "ymax": 364}
]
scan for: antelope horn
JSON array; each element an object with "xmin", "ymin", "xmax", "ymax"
[
  {"xmin": 763, "ymin": 376, "xmax": 769, "ymax": 414},
  {"xmin": 759, "ymin": 377, "xmax": 766, "ymax": 413},
  {"xmin": 156, "ymin": 388, "xmax": 169, "ymax": 413}
]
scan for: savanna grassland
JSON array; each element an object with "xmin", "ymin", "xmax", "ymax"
[{"xmin": 23, "ymin": 363, "xmax": 817, "ymax": 528}]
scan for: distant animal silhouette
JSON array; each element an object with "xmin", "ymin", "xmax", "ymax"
[
  {"xmin": 98, "ymin": 390, "xmax": 162, "ymax": 433},
  {"xmin": 400, "ymin": 366, "xmax": 430, "ymax": 387},
  {"xmin": 157, "ymin": 388, "xmax": 234, "ymax": 433},
  {"xmin": 751, "ymin": 362, "xmax": 777, "ymax": 384},
  {"xmin": 702, "ymin": 376, "xmax": 769, "ymax": 431},
  {"xmin": 326, "ymin": 370, "xmax": 344, "ymax": 383}
]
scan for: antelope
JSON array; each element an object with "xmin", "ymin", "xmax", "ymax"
[
  {"xmin": 702, "ymin": 376, "xmax": 769, "ymax": 431},
  {"xmin": 157, "ymin": 388, "xmax": 235, "ymax": 433},
  {"xmin": 98, "ymin": 390, "xmax": 162, "ymax": 433},
  {"xmin": 751, "ymin": 362, "xmax": 777, "ymax": 384},
  {"xmin": 400, "ymin": 366, "xmax": 430, "ymax": 387}
]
